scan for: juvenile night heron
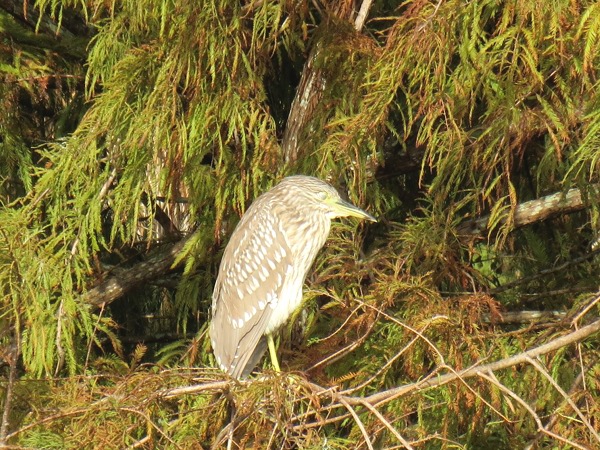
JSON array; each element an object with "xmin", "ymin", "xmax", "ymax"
[{"xmin": 210, "ymin": 175, "xmax": 376, "ymax": 379}]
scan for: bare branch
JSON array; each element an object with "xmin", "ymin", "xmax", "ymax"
[
  {"xmin": 161, "ymin": 380, "xmax": 230, "ymax": 399},
  {"xmin": 478, "ymin": 371, "xmax": 588, "ymax": 450},
  {"xmin": 491, "ymin": 250, "xmax": 600, "ymax": 294},
  {"xmin": 484, "ymin": 310, "xmax": 567, "ymax": 323},
  {"xmin": 527, "ymin": 363, "xmax": 594, "ymax": 448},
  {"xmin": 281, "ymin": 43, "xmax": 325, "ymax": 163},
  {"xmin": 572, "ymin": 291, "xmax": 600, "ymax": 325},
  {"xmin": 82, "ymin": 235, "xmax": 191, "ymax": 306},
  {"xmin": 148, "ymin": 318, "xmax": 600, "ymax": 448},
  {"xmin": 339, "ymin": 397, "xmax": 375, "ymax": 450},
  {"xmin": 354, "ymin": 0, "xmax": 373, "ymax": 31},
  {"xmin": 459, "ymin": 187, "xmax": 591, "ymax": 237},
  {"xmin": 358, "ymin": 398, "xmax": 414, "ymax": 449},
  {"xmin": 525, "ymin": 356, "xmax": 600, "ymax": 443},
  {"xmin": 358, "ymin": 318, "xmax": 600, "ymax": 407}
]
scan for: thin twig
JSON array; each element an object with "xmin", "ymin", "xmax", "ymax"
[
  {"xmin": 570, "ymin": 292, "xmax": 600, "ymax": 394},
  {"xmin": 525, "ymin": 356, "xmax": 600, "ymax": 443},
  {"xmin": 29, "ymin": 187, "xmax": 50, "ymax": 209},
  {"xmin": 6, "ymin": 408, "xmax": 93, "ymax": 441},
  {"xmin": 340, "ymin": 306, "xmax": 448, "ymax": 396},
  {"xmin": 359, "ymin": 318, "xmax": 600, "ymax": 407},
  {"xmin": 70, "ymin": 167, "xmax": 117, "ymax": 257},
  {"xmin": 347, "ymin": 316, "xmax": 440, "ymax": 395},
  {"xmin": 307, "ymin": 314, "xmax": 377, "ymax": 371},
  {"xmin": 358, "ymin": 399, "xmax": 414, "ymax": 449},
  {"xmin": 54, "ymin": 299, "xmax": 66, "ymax": 376},
  {"xmin": 289, "ymin": 318, "xmax": 600, "ymax": 434},
  {"xmin": 527, "ymin": 364, "xmax": 592, "ymax": 448},
  {"xmin": 84, "ymin": 303, "xmax": 106, "ymax": 372},
  {"xmin": 416, "ymin": 0, "xmax": 443, "ymax": 32},
  {"xmin": 571, "ymin": 291, "xmax": 600, "ymax": 325},
  {"xmin": 478, "ymin": 371, "xmax": 588, "ymax": 450},
  {"xmin": 436, "ymin": 363, "xmax": 509, "ymax": 423},
  {"xmin": 491, "ymin": 251, "xmax": 600, "ymax": 294},
  {"xmin": 339, "ymin": 397, "xmax": 374, "ymax": 450},
  {"xmin": 122, "ymin": 407, "xmax": 180, "ymax": 449}
]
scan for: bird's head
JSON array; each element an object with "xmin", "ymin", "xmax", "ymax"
[{"xmin": 279, "ymin": 175, "xmax": 377, "ymax": 222}]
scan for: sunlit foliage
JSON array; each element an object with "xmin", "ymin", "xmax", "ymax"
[{"xmin": 1, "ymin": 0, "xmax": 599, "ymax": 448}]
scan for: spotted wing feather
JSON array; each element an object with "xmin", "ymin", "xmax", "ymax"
[{"xmin": 210, "ymin": 202, "xmax": 293, "ymax": 379}]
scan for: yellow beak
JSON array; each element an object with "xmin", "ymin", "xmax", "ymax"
[{"xmin": 334, "ymin": 198, "xmax": 377, "ymax": 222}]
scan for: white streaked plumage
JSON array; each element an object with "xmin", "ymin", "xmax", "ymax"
[{"xmin": 210, "ymin": 175, "xmax": 375, "ymax": 379}]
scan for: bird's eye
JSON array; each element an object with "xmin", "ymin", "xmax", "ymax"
[{"xmin": 317, "ymin": 191, "xmax": 328, "ymax": 201}]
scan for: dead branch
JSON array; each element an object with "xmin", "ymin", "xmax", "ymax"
[
  {"xmin": 527, "ymin": 362, "xmax": 595, "ymax": 448},
  {"xmin": 82, "ymin": 235, "xmax": 192, "ymax": 306},
  {"xmin": 477, "ymin": 371, "xmax": 588, "ymax": 450},
  {"xmin": 281, "ymin": 41, "xmax": 326, "ymax": 163},
  {"xmin": 151, "ymin": 317, "xmax": 600, "ymax": 449},
  {"xmin": 491, "ymin": 249, "xmax": 600, "ymax": 294},
  {"xmin": 525, "ymin": 356, "xmax": 600, "ymax": 443},
  {"xmin": 353, "ymin": 317, "xmax": 600, "ymax": 408},
  {"xmin": 282, "ymin": 1, "xmax": 373, "ymax": 162},
  {"xmin": 161, "ymin": 380, "xmax": 230, "ymax": 399},
  {"xmin": 459, "ymin": 187, "xmax": 591, "ymax": 237},
  {"xmin": 338, "ymin": 397, "xmax": 374, "ymax": 450},
  {"xmin": 354, "ymin": 0, "xmax": 373, "ymax": 31},
  {"xmin": 357, "ymin": 398, "xmax": 414, "ymax": 449},
  {"xmin": 483, "ymin": 310, "xmax": 566, "ymax": 323}
]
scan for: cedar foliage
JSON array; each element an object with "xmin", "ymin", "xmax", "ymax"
[{"xmin": 1, "ymin": 0, "xmax": 600, "ymax": 448}]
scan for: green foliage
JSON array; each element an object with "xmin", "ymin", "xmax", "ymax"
[
  {"xmin": 0, "ymin": 7, "xmax": 84, "ymax": 200},
  {"xmin": 1, "ymin": 0, "xmax": 600, "ymax": 448}
]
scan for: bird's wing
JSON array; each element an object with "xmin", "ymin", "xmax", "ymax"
[{"xmin": 210, "ymin": 204, "xmax": 293, "ymax": 378}]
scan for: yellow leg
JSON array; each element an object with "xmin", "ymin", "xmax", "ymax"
[{"xmin": 267, "ymin": 333, "xmax": 280, "ymax": 372}]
